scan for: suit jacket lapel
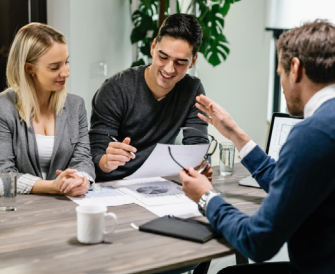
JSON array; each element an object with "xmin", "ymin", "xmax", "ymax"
[{"xmin": 48, "ymin": 107, "xmax": 67, "ymax": 178}]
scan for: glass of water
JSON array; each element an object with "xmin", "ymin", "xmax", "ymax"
[
  {"xmin": 0, "ymin": 173, "xmax": 17, "ymax": 211},
  {"xmin": 219, "ymin": 142, "xmax": 235, "ymax": 177}
]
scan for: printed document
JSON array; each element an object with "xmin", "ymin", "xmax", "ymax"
[
  {"xmin": 125, "ymin": 143, "xmax": 209, "ymax": 179},
  {"xmin": 68, "ymin": 187, "xmax": 136, "ymax": 206}
]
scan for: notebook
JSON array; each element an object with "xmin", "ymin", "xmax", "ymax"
[
  {"xmin": 239, "ymin": 113, "xmax": 303, "ymax": 188},
  {"xmin": 139, "ymin": 215, "xmax": 219, "ymax": 243}
]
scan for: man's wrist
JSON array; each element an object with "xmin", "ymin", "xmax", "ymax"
[
  {"xmin": 239, "ymin": 140, "xmax": 257, "ymax": 160},
  {"xmin": 198, "ymin": 189, "xmax": 220, "ymax": 216},
  {"xmin": 230, "ymin": 127, "xmax": 251, "ymax": 152},
  {"xmin": 99, "ymin": 155, "xmax": 113, "ymax": 173}
]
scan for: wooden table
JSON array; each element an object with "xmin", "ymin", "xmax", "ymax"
[{"xmin": 0, "ymin": 164, "xmax": 266, "ymax": 274}]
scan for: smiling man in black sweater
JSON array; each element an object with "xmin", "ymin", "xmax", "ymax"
[{"xmin": 89, "ymin": 14, "xmax": 211, "ymax": 182}]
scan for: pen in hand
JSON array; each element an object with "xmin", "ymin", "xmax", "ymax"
[{"xmin": 108, "ymin": 135, "xmax": 136, "ymax": 157}]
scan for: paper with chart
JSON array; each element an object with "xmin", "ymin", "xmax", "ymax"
[
  {"xmin": 125, "ymin": 143, "xmax": 209, "ymax": 179},
  {"xmin": 68, "ymin": 186, "xmax": 136, "ymax": 206},
  {"xmin": 268, "ymin": 117, "xmax": 302, "ymax": 160},
  {"xmin": 109, "ymin": 177, "xmax": 193, "ymax": 206},
  {"xmin": 108, "ymin": 177, "xmax": 200, "ymax": 217}
]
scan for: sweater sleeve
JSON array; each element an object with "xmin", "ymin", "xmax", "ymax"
[
  {"xmin": 206, "ymin": 124, "xmax": 335, "ymax": 262},
  {"xmin": 182, "ymin": 81, "xmax": 209, "ymax": 145},
  {"xmin": 89, "ymin": 79, "xmax": 124, "ymax": 178}
]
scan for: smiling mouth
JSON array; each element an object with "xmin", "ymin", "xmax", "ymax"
[
  {"xmin": 160, "ymin": 71, "xmax": 174, "ymax": 80},
  {"xmin": 56, "ymin": 80, "xmax": 66, "ymax": 85}
]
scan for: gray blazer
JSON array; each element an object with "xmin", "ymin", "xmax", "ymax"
[{"xmin": 0, "ymin": 89, "xmax": 95, "ymax": 194}]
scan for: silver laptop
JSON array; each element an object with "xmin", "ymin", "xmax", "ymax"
[{"xmin": 239, "ymin": 113, "xmax": 303, "ymax": 188}]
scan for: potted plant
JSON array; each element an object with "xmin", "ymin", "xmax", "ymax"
[{"xmin": 130, "ymin": 0, "xmax": 241, "ymax": 67}]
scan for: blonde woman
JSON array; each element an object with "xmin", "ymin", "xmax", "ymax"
[{"xmin": 0, "ymin": 23, "xmax": 95, "ymax": 196}]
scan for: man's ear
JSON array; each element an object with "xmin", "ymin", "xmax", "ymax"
[
  {"xmin": 290, "ymin": 57, "xmax": 303, "ymax": 83},
  {"xmin": 150, "ymin": 38, "xmax": 157, "ymax": 57},
  {"xmin": 25, "ymin": 62, "xmax": 35, "ymax": 75},
  {"xmin": 189, "ymin": 53, "xmax": 198, "ymax": 69}
]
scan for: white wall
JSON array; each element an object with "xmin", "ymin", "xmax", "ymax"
[
  {"xmin": 196, "ymin": 0, "xmax": 271, "ymax": 165},
  {"xmin": 47, "ymin": 0, "xmax": 132, "ymax": 123},
  {"xmin": 47, "ymin": 0, "xmax": 270, "ymax": 166}
]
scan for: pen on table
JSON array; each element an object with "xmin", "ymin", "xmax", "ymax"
[{"xmin": 107, "ymin": 135, "xmax": 136, "ymax": 156}]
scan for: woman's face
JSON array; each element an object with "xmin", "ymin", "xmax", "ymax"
[{"xmin": 29, "ymin": 42, "xmax": 69, "ymax": 94}]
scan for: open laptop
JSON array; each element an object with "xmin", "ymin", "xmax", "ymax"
[{"xmin": 239, "ymin": 113, "xmax": 303, "ymax": 188}]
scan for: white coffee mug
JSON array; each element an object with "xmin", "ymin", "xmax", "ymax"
[{"xmin": 76, "ymin": 205, "xmax": 117, "ymax": 244}]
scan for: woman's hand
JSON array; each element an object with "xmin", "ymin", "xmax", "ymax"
[
  {"xmin": 179, "ymin": 167, "xmax": 213, "ymax": 203},
  {"xmin": 54, "ymin": 169, "xmax": 89, "ymax": 196},
  {"xmin": 66, "ymin": 176, "xmax": 89, "ymax": 197}
]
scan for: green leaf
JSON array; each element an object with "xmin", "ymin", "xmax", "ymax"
[
  {"xmin": 140, "ymin": 40, "xmax": 152, "ymax": 56},
  {"xmin": 131, "ymin": 59, "xmax": 146, "ymax": 67},
  {"xmin": 131, "ymin": 9, "xmax": 155, "ymax": 44},
  {"xmin": 204, "ymin": 34, "xmax": 230, "ymax": 67},
  {"xmin": 208, "ymin": 4, "xmax": 224, "ymax": 37},
  {"xmin": 131, "ymin": 26, "xmax": 146, "ymax": 44},
  {"xmin": 221, "ymin": 1, "xmax": 230, "ymax": 17},
  {"xmin": 139, "ymin": 0, "xmax": 159, "ymax": 16},
  {"xmin": 225, "ymin": 0, "xmax": 241, "ymax": 4},
  {"xmin": 176, "ymin": 0, "xmax": 181, "ymax": 13}
]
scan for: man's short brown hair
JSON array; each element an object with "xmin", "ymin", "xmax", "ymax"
[{"xmin": 277, "ymin": 20, "xmax": 335, "ymax": 83}]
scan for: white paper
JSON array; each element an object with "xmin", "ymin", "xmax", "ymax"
[
  {"xmin": 125, "ymin": 143, "xmax": 209, "ymax": 179},
  {"xmin": 268, "ymin": 117, "xmax": 302, "ymax": 160},
  {"xmin": 68, "ymin": 186, "xmax": 136, "ymax": 207},
  {"xmin": 106, "ymin": 177, "xmax": 191, "ymax": 206},
  {"xmin": 69, "ymin": 178, "xmax": 201, "ymax": 217}
]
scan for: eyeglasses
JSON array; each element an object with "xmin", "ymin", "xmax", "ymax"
[{"xmin": 168, "ymin": 127, "xmax": 218, "ymax": 174}]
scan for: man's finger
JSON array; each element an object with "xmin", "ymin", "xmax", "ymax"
[
  {"xmin": 195, "ymin": 103, "xmax": 210, "ymax": 115},
  {"xmin": 122, "ymin": 137, "xmax": 131, "ymax": 145},
  {"xmin": 106, "ymin": 152, "xmax": 131, "ymax": 162},
  {"xmin": 106, "ymin": 160, "xmax": 127, "ymax": 167},
  {"xmin": 106, "ymin": 147, "xmax": 134, "ymax": 160},
  {"xmin": 108, "ymin": 142, "xmax": 137, "ymax": 157},
  {"xmin": 178, "ymin": 169, "xmax": 190, "ymax": 182},
  {"xmin": 198, "ymin": 113, "xmax": 212, "ymax": 124},
  {"xmin": 196, "ymin": 94, "xmax": 213, "ymax": 107}
]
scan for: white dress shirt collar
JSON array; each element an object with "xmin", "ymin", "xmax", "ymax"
[{"xmin": 304, "ymin": 84, "xmax": 335, "ymax": 118}]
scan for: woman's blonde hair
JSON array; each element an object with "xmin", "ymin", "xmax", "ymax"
[{"xmin": 6, "ymin": 23, "xmax": 67, "ymax": 127}]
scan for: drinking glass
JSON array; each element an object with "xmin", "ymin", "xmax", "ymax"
[
  {"xmin": 219, "ymin": 142, "xmax": 235, "ymax": 177},
  {"xmin": 0, "ymin": 173, "xmax": 17, "ymax": 211}
]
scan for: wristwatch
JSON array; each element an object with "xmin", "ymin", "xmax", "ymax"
[{"xmin": 198, "ymin": 190, "xmax": 220, "ymax": 216}]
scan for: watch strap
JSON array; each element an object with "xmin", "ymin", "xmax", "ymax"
[{"xmin": 198, "ymin": 190, "xmax": 220, "ymax": 216}]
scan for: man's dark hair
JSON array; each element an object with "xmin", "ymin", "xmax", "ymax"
[
  {"xmin": 156, "ymin": 13, "xmax": 203, "ymax": 56},
  {"xmin": 277, "ymin": 20, "xmax": 335, "ymax": 83}
]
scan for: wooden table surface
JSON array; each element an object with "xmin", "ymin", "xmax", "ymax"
[{"xmin": 0, "ymin": 164, "xmax": 266, "ymax": 274}]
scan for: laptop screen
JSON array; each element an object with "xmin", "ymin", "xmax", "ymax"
[{"xmin": 265, "ymin": 113, "xmax": 303, "ymax": 161}]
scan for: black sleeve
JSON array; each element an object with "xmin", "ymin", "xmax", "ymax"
[
  {"xmin": 182, "ymin": 81, "xmax": 209, "ymax": 145},
  {"xmin": 89, "ymin": 79, "xmax": 124, "ymax": 175}
]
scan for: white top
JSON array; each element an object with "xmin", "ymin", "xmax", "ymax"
[{"xmin": 35, "ymin": 134, "xmax": 55, "ymax": 180}]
